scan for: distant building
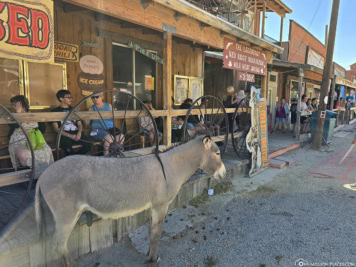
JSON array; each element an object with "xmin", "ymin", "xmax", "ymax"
[{"xmin": 346, "ymin": 63, "xmax": 356, "ymax": 82}]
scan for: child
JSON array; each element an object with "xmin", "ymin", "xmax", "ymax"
[{"xmin": 52, "ymin": 90, "xmax": 92, "ymax": 156}]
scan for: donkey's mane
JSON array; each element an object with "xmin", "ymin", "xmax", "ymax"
[
  {"xmin": 156, "ymin": 135, "xmax": 211, "ymax": 154},
  {"xmin": 157, "ymin": 139, "xmax": 189, "ymax": 153}
]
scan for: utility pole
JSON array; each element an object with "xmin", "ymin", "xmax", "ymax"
[{"xmin": 312, "ymin": 0, "xmax": 340, "ymax": 150}]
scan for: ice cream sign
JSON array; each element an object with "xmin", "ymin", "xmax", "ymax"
[{"xmin": 223, "ymin": 38, "xmax": 267, "ymax": 76}]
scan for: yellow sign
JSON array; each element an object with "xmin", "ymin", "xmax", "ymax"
[
  {"xmin": 259, "ymin": 100, "xmax": 269, "ymax": 167},
  {"xmin": 54, "ymin": 41, "xmax": 79, "ymax": 62},
  {"xmin": 0, "ymin": 0, "xmax": 54, "ymax": 63},
  {"xmin": 145, "ymin": 75, "xmax": 155, "ymax": 91}
]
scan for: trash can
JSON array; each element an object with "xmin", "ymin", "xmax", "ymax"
[{"xmin": 311, "ymin": 110, "xmax": 337, "ymax": 144}]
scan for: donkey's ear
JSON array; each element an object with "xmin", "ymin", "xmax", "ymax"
[{"xmin": 202, "ymin": 135, "xmax": 212, "ymax": 145}]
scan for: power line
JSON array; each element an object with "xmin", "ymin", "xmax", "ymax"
[{"xmin": 288, "ymin": 0, "xmax": 323, "ymax": 63}]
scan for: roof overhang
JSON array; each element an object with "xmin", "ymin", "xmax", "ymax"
[
  {"xmin": 153, "ymin": 0, "xmax": 284, "ymax": 54},
  {"xmin": 255, "ymin": 0, "xmax": 292, "ymax": 17},
  {"xmin": 270, "ymin": 59, "xmax": 323, "ymax": 75}
]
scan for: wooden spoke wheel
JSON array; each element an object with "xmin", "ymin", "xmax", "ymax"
[
  {"xmin": 56, "ymin": 89, "xmax": 160, "ymax": 159},
  {"xmin": 182, "ymin": 96, "xmax": 229, "ymax": 157},
  {"xmin": 231, "ymin": 97, "xmax": 251, "ymax": 159},
  {"xmin": 0, "ymin": 104, "xmax": 35, "ymax": 231}
]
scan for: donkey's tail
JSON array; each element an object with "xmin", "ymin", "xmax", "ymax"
[{"xmin": 35, "ymin": 180, "xmax": 43, "ymax": 237}]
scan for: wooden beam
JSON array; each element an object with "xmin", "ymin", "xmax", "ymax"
[
  {"xmin": 163, "ymin": 32, "xmax": 172, "ymax": 146},
  {"xmin": 0, "ymin": 111, "xmax": 168, "ymax": 124},
  {"xmin": 0, "ymin": 108, "xmax": 243, "ymax": 125},
  {"xmin": 280, "ymin": 16, "xmax": 284, "ymax": 45},
  {"xmin": 140, "ymin": 0, "xmax": 153, "ymax": 9},
  {"xmin": 63, "ymin": 0, "xmax": 283, "ymax": 54},
  {"xmin": 97, "ymin": 28, "xmax": 163, "ymax": 52},
  {"xmin": 254, "ymin": 6, "xmax": 260, "ymax": 36},
  {"xmin": 142, "ymin": 28, "xmax": 162, "ymax": 35},
  {"xmin": 63, "ymin": 3, "xmax": 86, "ymax": 13},
  {"xmin": 262, "ymin": 0, "xmax": 266, "ymax": 38}
]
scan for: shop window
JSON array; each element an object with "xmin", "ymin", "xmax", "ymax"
[
  {"xmin": 0, "ymin": 58, "xmax": 66, "ymax": 109},
  {"xmin": 112, "ymin": 43, "xmax": 156, "ymax": 110},
  {"xmin": 0, "ymin": 58, "xmax": 24, "ymax": 107},
  {"xmin": 243, "ymin": 17, "xmax": 250, "ymax": 31},
  {"xmin": 269, "ymin": 74, "xmax": 276, "ymax": 82},
  {"xmin": 25, "ymin": 62, "xmax": 67, "ymax": 109}
]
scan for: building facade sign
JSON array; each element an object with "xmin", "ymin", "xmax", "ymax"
[
  {"xmin": 0, "ymin": 0, "xmax": 54, "ymax": 63},
  {"xmin": 77, "ymin": 72, "xmax": 105, "ymax": 92},
  {"xmin": 223, "ymin": 38, "xmax": 267, "ymax": 76},
  {"xmin": 238, "ymin": 72, "xmax": 255, "ymax": 82},
  {"xmin": 333, "ymin": 62, "xmax": 346, "ymax": 78},
  {"xmin": 306, "ymin": 46, "xmax": 325, "ymax": 69},
  {"xmin": 54, "ymin": 42, "xmax": 79, "ymax": 62},
  {"xmin": 80, "ymin": 55, "xmax": 103, "ymax": 74},
  {"xmin": 128, "ymin": 41, "xmax": 163, "ymax": 64}
]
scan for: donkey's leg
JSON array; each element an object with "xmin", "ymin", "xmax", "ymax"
[
  {"xmin": 146, "ymin": 204, "xmax": 168, "ymax": 265},
  {"xmin": 51, "ymin": 206, "xmax": 81, "ymax": 267}
]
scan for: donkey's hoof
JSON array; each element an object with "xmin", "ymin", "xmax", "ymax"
[{"xmin": 145, "ymin": 256, "xmax": 161, "ymax": 266}]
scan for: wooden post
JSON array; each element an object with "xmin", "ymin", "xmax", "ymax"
[
  {"xmin": 280, "ymin": 16, "xmax": 284, "ymax": 45},
  {"xmin": 262, "ymin": 0, "xmax": 266, "ymax": 38},
  {"xmin": 325, "ymin": 24, "xmax": 329, "ymax": 47},
  {"xmin": 261, "ymin": 72, "xmax": 268, "ymax": 98},
  {"xmin": 296, "ymin": 68, "xmax": 304, "ymax": 141},
  {"xmin": 163, "ymin": 32, "xmax": 172, "ymax": 146},
  {"xmin": 254, "ymin": 4, "xmax": 260, "ymax": 37},
  {"xmin": 330, "ymin": 75, "xmax": 336, "ymax": 109},
  {"xmin": 312, "ymin": 0, "xmax": 340, "ymax": 150}
]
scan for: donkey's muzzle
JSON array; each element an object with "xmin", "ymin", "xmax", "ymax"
[{"xmin": 214, "ymin": 164, "xmax": 226, "ymax": 179}]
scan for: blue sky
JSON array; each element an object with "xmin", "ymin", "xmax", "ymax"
[{"xmin": 265, "ymin": 0, "xmax": 356, "ymax": 70}]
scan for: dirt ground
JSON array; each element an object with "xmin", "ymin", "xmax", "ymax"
[{"xmin": 77, "ymin": 125, "xmax": 356, "ymax": 267}]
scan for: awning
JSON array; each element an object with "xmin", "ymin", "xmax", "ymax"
[{"xmin": 335, "ymin": 77, "xmax": 356, "ymax": 89}]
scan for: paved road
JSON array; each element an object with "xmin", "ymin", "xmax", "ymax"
[{"xmin": 77, "ymin": 126, "xmax": 356, "ymax": 267}]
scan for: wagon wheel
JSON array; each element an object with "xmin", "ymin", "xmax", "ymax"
[
  {"xmin": 232, "ymin": 97, "xmax": 251, "ymax": 159},
  {"xmin": 56, "ymin": 89, "xmax": 159, "ymax": 159},
  {"xmin": 0, "ymin": 104, "xmax": 35, "ymax": 231},
  {"xmin": 182, "ymin": 96, "xmax": 229, "ymax": 157}
]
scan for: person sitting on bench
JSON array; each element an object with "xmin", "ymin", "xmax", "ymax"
[
  {"xmin": 52, "ymin": 90, "xmax": 92, "ymax": 156},
  {"xmin": 8, "ymin": 95, "xmax": 53, "ymax": 170},
  {"xmin": 87, "ymin": 92, "xmax": 124, "ymax": 156}
]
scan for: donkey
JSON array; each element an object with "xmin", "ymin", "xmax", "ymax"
[{"xmin": 35, "ymin": 136, "xmax": 226, "ymax": 267}]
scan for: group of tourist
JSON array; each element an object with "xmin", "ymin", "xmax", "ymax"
[
  {"xmin": 7, "ymin": 90, "xmax": 123, "ymax": 170},
  {"xmin": 272, "ymin": 95, "xmax": 319, "ymax": 135}
]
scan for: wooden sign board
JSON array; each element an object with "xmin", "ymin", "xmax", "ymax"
[
  {"xmin": 223, "ymin": 38, "xmax": 267, "ymax": 76},
  {"xmin": 77, "ymin": 72, "xmax": 105, "ymax": 92},
  {"xmin": 238, "ymin": 72, "xmax": 255, "ymax": 82},
  {"xmin": 80, "ymin": 55, "xmax": 104, "ymax": 74},
  {"xmin": 0, "ymin": 0, "xmax": 54, "ymax": 63},
  {"xmin": 128, "ymin": 40, "xmax": 163, "ymax": 64},
  {"xmin": 259, "ymin": 100, "xmax": 269, "ymax": 167},
  {"xmin": 174, "ymin": 75, "xmax": 189, "ymax": 105},
  {"xmin": 189, "ymin": 77, "xmax": 203, "ymax": 103},
  {"xmin": 54, "ymin": 42, "xmax": 79, "ymax": 62}
]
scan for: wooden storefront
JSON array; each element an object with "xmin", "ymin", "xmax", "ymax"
[
  {"xmin": 0, "ymin": 0, "xmax": 283, "ymax": 151},
  {"xmin": 0, "ymin": 1, "xmax": 289, "ymax": 266}
]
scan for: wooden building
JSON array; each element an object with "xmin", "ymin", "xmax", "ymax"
[{"xmin": 0, "ymin": 0, "xmax": 290, "ymax": 149}]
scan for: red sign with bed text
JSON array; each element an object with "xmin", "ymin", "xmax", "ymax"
[{"xmin": 0, "ymin": 0, "xmax": 54, "ymax": 63}]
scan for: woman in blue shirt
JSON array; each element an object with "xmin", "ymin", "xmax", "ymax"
[{"xmin": 88, "ymin": 93, "xmax": 124, "ymax": 156}]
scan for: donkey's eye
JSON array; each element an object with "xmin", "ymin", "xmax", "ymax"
[{"xmin": 216, "ymin": 152, "xmax": 220, "ymax": 155}]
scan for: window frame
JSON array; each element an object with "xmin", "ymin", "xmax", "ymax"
[{"xmin": 23, "ymin": 61, "xmax": 67, "ymax": 110}]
